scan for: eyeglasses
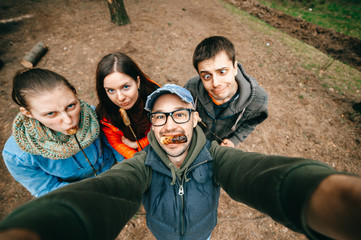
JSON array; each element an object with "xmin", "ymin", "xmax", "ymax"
[{"xmin": 148, "ymin": 108, "xmax": 195, "ymax": 126}]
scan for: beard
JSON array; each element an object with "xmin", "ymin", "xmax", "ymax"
[
  {"xmin": 161, "ymin": 142, "xmax": 190, "ymax": 157},
  {"xmin": 158, "ymin": 129, "xmax": 191, "ymax": 157}
]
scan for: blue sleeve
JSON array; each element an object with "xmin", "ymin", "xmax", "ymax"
[
  {"xmin": 100, "ymin": 132, "xmax": 125, "ymax": 163},
  {"xmin": 2, "ymin": 139, "xmax": 69, "ymax": 197},
  {"xmin": 94, "ymin": 104, "xmax": 125, "ymax": 163}
]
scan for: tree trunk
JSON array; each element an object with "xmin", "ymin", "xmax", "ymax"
[{"xmin": 107, "ymin": 0, "xmax": 130, "ymax": 26}]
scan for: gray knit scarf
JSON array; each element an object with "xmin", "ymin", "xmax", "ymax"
[{"xmin": 13, "ymin": 100, "xmax": 99, "ymax": 159}]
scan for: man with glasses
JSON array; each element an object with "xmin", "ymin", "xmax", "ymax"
[{"xmin": 0, "ymin": 84, "xmax": 361, "ymax": 240}]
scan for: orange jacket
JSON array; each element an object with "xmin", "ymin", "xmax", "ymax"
[{"xmin": 100, "ymin": 118, "xmax": 151, "ymax": 159}]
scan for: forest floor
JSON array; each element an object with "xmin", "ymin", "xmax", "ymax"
[{"xmin": 0, "ymin": 0, "xmax": 360, "ymax": 239}]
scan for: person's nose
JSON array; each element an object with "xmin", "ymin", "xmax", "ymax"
[
  {"xmin": 116, "ymin": 92, "xmax": 126, "ymax": 102},
  {"xmin": 163, "ymin": 114, "xmax": 178, "ymax": 130},
  {"xmin": 212, "ymin": 75, "xmax": 221, "ymax": 87},
  {"xmin": 61, "ymin": 112, "xmax": 72, "ymax": 124}
]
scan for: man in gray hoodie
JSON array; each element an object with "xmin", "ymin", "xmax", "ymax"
[{"xmin": 185, "ymin": 36, "xmax": 268, "ymax": 147}]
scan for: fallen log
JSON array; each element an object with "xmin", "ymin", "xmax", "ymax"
[{"xmin": 20, "ymin": 42, "xmax": 48, "ymax": 68}]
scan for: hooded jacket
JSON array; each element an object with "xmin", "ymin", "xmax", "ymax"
[
  {"xmin": 185, "ymin": 63, "xmax": 268, "ymax": 145},
  {"xmin": 143, "ymin": 129, "xmax": 219, "ymax": 240}
]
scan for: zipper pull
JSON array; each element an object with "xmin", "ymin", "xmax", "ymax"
[{"xmin": 178, "ymin": 185, "xmax": 184, "ymax": 196}]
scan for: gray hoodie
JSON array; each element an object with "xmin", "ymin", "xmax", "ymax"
[{"xmin": 185, "ymin": 63, "xmax": 268, "ymax": 145}]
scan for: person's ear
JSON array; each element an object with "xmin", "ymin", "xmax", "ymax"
[
  {"xmin": 137, "ymin": 76, "xmax": 141, "ymax": 89},
  {"xmin": 233, "ymin": 60, "xmax": 238, "ymax": 76},
  {"xmin": 20, "ymin": 107, "xmax": 33, "ymax": 118},
  {"xmin": 192, "ymin": 111, "xmax": 199, "ymax": 128}
]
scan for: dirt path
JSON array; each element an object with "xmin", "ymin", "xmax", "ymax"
[{"xmin": 0, "ymin": 0, "xmax": 360, "ymax": 239}]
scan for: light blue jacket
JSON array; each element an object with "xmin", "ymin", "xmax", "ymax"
[{"xmin": 2, "ymin": 133, "xmax": 124, "ymax": 197}]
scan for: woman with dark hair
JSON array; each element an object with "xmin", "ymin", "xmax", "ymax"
[
  {"xmin": 2, "ymin": 68, "xmax": 122, "ymax": 197},
  {"xmin": 96, "ymin": 52, "xmax": 160, "ymax": 159}
]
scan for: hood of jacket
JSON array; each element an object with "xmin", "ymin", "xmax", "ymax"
[{"xmin": 147, "ymin": 125, "xmax": 207, "ymax": 181}]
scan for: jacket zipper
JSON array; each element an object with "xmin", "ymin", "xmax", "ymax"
[
  {"xmin": 178, "ymin": 159, "xmax": 209, "ymax": 236},
  {"xmin": 178, "ymin": 176, "xmax": 185, "ymax": 235}
]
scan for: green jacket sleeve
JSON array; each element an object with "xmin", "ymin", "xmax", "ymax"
[
  {"xmin": 211, "ymin": 141, "xmax": 339, "ymax": 239},
  {"xmin": 0, "ymin": 151, "xmax": 150, "ymax": 240}
]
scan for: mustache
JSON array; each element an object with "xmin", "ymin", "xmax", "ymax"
[{"xmin": 160, "ymin": 129, "xmax": 185, "ymax": 135}]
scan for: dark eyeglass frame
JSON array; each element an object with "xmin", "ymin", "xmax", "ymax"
[{"xmin": 148, "ymin": 108, "xmax": 195, "ymax": 126}]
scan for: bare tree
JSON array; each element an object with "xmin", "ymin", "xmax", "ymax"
[{"xmin": 107, "ymin": 0, "xmax": 130, "ymax": 26}]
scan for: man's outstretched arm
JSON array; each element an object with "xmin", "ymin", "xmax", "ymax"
[
  {"xmin": 0, "ymin": 152, "xmax": 149, "ymax": 240},
  {"xmin": 211, "ymin": 142, "xmax": 361, "ymax": 240},
  {"xmin": 0, "ymin": 229, "xmax": 40, "ymax": 240},
  {"xmin": 306, "ymin": 174, "xmax": 361, "ymax": 240}
]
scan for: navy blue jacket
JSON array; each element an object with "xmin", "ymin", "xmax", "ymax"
[{"xmin": 143, "ymin": 141, "xmax": 220, "ymax": 240}]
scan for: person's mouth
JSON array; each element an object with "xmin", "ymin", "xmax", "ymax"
[
  {"xmin": 120, "ymin": 101, "xmax": 130, "ymax": 108},
  {"xmin": 66, "ymin": 126, "xmax": 78, "ymax": 135},
  {"xmin": 211, "ymin": 86, "xmax": 226, "ymax": 95},
  {"xmin": 161, "ymin": 134, "xmax": 187, "ymax": 145}
]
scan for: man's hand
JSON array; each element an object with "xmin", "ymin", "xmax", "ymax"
[
  {"xmin": 220, "ymin": 139, "xmax": 235, "ymax": 148},
  {"xmin": 306, "ymin": 174, "xmax": 361, "ymax": 240},
  {"xmin": 0, "ymin": 229, "xmax": 40, "ymax": 240},
  {"xmin": 122, "ymin": 136, "xmax": 139, "ymax": 149}
]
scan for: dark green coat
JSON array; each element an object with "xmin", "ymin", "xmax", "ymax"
[{"xmin": 0, "ymin": 126, "xmax": 338, "ymax": 240}]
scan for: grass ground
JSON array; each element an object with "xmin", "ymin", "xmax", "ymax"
[
  {"xmin": 223, "ymin": 0, "xmax": 361, "ymax": 101},
  {"xmin": 259, "ymin": 0, "xmax": 361, "ymax": 39}
]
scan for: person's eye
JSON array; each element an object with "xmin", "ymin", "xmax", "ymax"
[
  {"xmin": 106, "ymin": 89, "xmax": 115, "ymax": 94},
  {"xmin": 175, "ymin": 112, "xmax": 185, "ymax": 118},
  {"xmin": 201, "ymin": 72, "xmax": 212, "ymax": 81},
  {"xmin": 220, "ymin": 69, "xmax": 227, "ymax": 74},
  {"xmin": 155, "ymin": 114, "xmax": 165, "ymax": 120},
  {"xmin": 67, "ymin": 103, "xmax": 75, "ymax": 110},
  {"xmin": 123, "ymin": 85, "xmax": 130, "ymax": 90},
  {"xmin": 203, "ymin": 74, "xmax": 211, "ymax": 80},
  {"xmin": 45, "ymin": 112, "xmax": 55, "ymax": 117}
]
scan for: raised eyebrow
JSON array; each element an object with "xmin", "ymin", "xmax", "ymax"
[
  {"xmin": 104, "ymin": 82, "xmax": 129, "ymax": 90},
  {"xmin": 68, "ymin": 99, "xmax": 78, "ymax": 105},
  {"xmin": 104, "ymin": 87, "xmax": 113, "ymax": 90},
  {"xmin": 152, "ymin": 107, "xmax": 186, "ymax": 113},
  {"xmin": 199, "ymin": 70, "xmax": 211, "ymax": 74},
  {"xmin": 217, "ymin": 67, "xmax": 229, "ymax": 71}
]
